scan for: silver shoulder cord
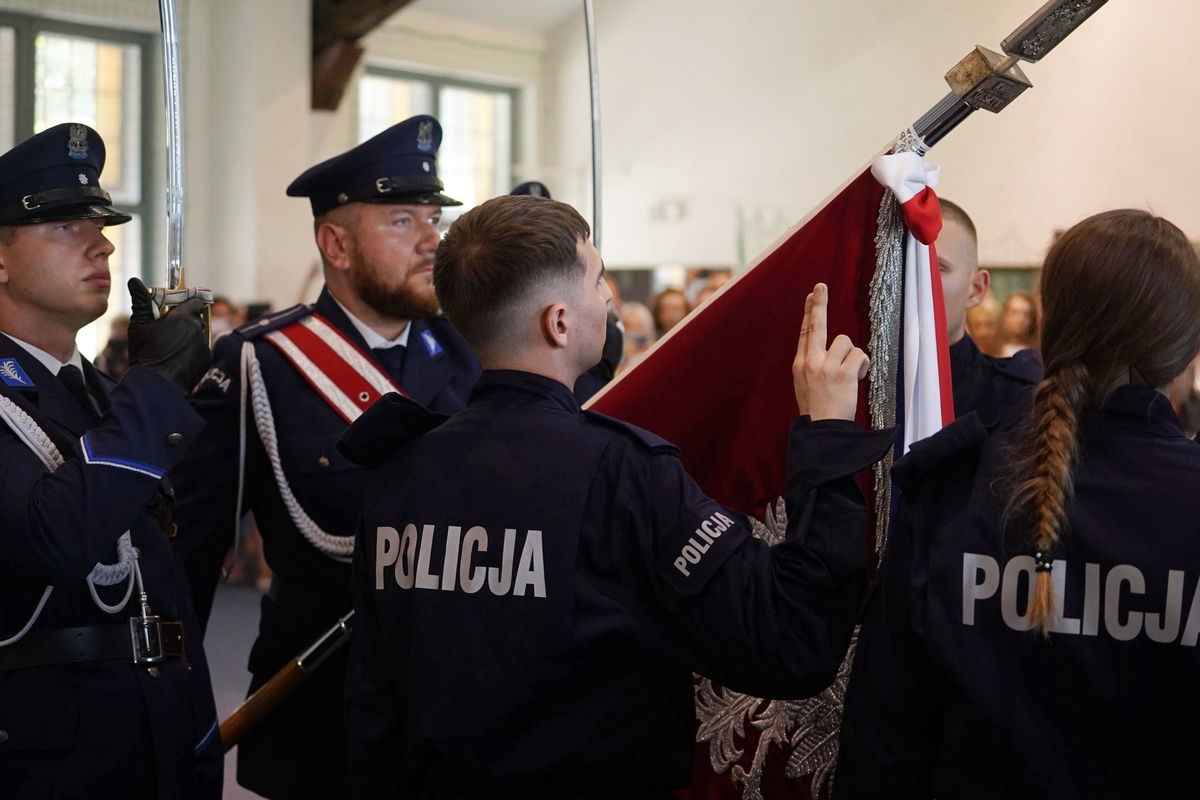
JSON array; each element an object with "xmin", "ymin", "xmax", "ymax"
[
  {"xmin": 236, "ymin": 341, "xmax": 355, "ymax": 562},
  {"xmin": 0, "ymin": 396, "xmax": 142, "ymax": 646}
]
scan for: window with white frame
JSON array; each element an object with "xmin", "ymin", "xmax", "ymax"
[
  {"xmin": 358, "ymin": 67, "xmax": 516, "ymax": 213},
  {"xmin": 0, "ymin": 13, "xmax": 153, "ymax": 360}
]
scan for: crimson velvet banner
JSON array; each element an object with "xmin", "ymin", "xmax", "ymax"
[
  {"xmin": 586, "ymin": 163, "xmax": 889, "ymax": 799},
  {"xmin": 588, "ymin": 165, "xmax": 886, "ymax": 519}
]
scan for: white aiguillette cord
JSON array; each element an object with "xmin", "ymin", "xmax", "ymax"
[
  {"xmin": 236, "ymin": 342, "xmax": 355, "ymax": 563},
  {"xmin": 0, "ymin": 395, "xmax": 140, "ymax": 646}
]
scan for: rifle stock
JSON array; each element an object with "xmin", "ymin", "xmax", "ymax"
[
  {"xmin": 219, "ymin": 609, "xmax": 355, "ymax": 751},
  {"xmin": 220, "ymin": 658, "xmax": 309, "ymax": 751}
]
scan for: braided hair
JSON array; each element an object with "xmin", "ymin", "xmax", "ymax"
[{"xmin": 1007, "ymin": 210, "xmax": 1200, "ymax": 636}]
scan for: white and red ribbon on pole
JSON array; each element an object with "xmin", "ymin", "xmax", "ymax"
[{"xmin": 871, "ymin": 151, "xmax": 954, "ymax": 454}]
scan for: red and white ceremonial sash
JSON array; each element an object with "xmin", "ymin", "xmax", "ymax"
[
  {"xmin": 262, "ymin": 314, "xmax": 405, "ymax": 424},
  {"xmin": 871, "ymin": 151, "xmax": 954, "ymax": 454}
]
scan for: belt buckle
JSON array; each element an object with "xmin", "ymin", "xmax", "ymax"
[
  {"xmin": 21, "ymin": 195, "xmax": 39, "ymax": 211},
  {"xmin": 129, "ymin": 617, "xmax": 185, "ymax": 665},
  {"xmin": 375, "ymin": 177, "xmax": 392, "ymax": 194},
  {"xmin": 130, "ymin": 614, "xmax": 166, "ymax": 664}
]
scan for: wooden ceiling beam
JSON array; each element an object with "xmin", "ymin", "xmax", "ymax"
[{"xmin": 312, "ymin": 0, "xmax": 416, "ymax": 111}]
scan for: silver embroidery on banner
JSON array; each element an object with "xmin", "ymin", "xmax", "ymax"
[
  {"xmin": 693, "ymin": 130, "xmax": 912, "ymax": 799},
  {"xmin": 694, "ymin": 497, "xmax": 860, "ymax": 799}
]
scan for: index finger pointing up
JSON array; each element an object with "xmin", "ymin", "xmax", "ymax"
[
  {"xmin": 806, "ymin": 283, "xmax": 829, "ymax": 357},
  {"xmin": 797, "ymin": 291, "xmax": 815, "ymax": 358}
]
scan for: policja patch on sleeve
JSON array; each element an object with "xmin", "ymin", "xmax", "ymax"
[{"xmin": 657, "ymin": 505, "xmax": 750, "ymax": 597}]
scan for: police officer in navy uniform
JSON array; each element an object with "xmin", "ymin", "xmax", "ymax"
[
  {"xmin": 0, "ymin": 124, "xmax": 219, "ymax": 798},
  {"xmin": 835, "ymin": 210, "xmax": 1200, "ymax": 798},
  {"xmin": 937, "ymin": 199, "xmax": 1041, "ymax": 430},
  {"xmin": 170, "ymin": 115, "xmax": 481, "ymax": 798},
  {"xmin": 338, "ymin": 194, "xmax": 895, "ymax": 797}
]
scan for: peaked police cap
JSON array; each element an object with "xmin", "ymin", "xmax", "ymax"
[
  {"xmin": 0, "ymin": 123, "xmax": 132, "ymax": 227},
  {"xmin": 287, "ymin": 114, "xmax": 462, "ymax": 217}
]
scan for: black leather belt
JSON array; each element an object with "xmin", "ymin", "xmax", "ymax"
[{"xmin": 0, "ymin": 622, "xmax": 185, "ymax": 671}]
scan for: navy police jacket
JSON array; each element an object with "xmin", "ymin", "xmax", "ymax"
[
  {"xmin": 0, "ymin": 335, "xmax": 220, "ymax": 799},
  {"xmin": 949, "ymin": 334, "xmax": 1041, "ymax": 431},
  {"xmin": 835, "ymin": 386, "xmax": 1200, "ymax": 799},
  {"xmin": 170, "ymin": 286, "xmax": 480, "ymax": 796},
  {"xmin": 340, "ymin": 369, "xmax": 895, "ymax": 796}
]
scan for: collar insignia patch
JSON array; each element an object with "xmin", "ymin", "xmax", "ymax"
[
  {"xmin": 0, "ymin": 358, "xmax": 34, "ymax": 387},
  {"xmin": 68, "ymin": 124, "xmax": 89, "ymax": 160},
  {"xmin": 420, "ymin": 329, "xmax": 442, "ymax": 357},
  {"xmin": 417, "ymin": 120, "xmax": 434, "ymax": 153}
]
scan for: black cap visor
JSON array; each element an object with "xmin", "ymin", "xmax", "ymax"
[
  {"xmin": 14, "ymin": 202, "xmax": 133, "ymax": 227},
  {"xmin": 358, "ymin": 190, "xmax": 463, "ymax": 208}
]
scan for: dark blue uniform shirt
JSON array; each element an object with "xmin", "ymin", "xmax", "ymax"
[
  {"xmin": 0, "ymin": 335, "xmax": 220, "ymax": 799},
  {"xmin": 340, "ymin": 369, "xmax": 895, "ymax": 797},
  {"xmin": 170, "ymin": 286, "xmax": 480, "ymax": 797},
  {"xmin": 835, "ymin": 386, "xmax": 1200, "ymax": 798},
  {"xmin": 949, "ymin": 334, "xmax": 1041, "ymax": 431}
]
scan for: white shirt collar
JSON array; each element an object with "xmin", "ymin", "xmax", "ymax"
[
  {"xmin": 2, "ymin": 332, "xmax": 83, "ymax": 375},
  {"xmin": 330, "ymin": 294, "xmax": 411, "ymax": 350}
]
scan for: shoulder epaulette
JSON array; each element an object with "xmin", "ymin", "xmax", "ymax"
[
  {"xmin": 582, "ymin": 410, "xmax": 680, "ymax": 455},
  {"xmin": 892, "ymin": 412, "xmax": 988, "ymax": 492},
  {"xmin": 234, "ymin": 304, "xmax": 312, "ymax": 340},
  {"xmin": 337, "ymin": 393, "xmax": 448, "ymax": 469},
  {"xmin": 991, "ymin": 348, "xmax": 1043, "ymax": 385}
]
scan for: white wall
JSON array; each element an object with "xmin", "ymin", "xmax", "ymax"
[{"xmin": 547, "ymin": 0, "xmax": 1200, "ymax": 268}]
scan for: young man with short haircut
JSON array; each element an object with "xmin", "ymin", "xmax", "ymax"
[{"xmin": 340, "ymin": 194, "xmax": 895, "ymax": 797}]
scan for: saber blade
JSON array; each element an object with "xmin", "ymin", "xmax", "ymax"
[
  {"xmin": 158, "ymin": 0, "xmax": 185, "ymax": 290},
  {"xmin": 584, "ymin": 0, "xmax": 602, "ymax": 252}
]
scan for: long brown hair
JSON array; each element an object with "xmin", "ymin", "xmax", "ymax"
[{"xmin": 1008, "ymin": 209, "xmax": 1200, "ymax": 635}]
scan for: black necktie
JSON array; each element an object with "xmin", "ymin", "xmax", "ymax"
[
  {"xmin": 58, "ymin": 364, "xmax": 101, "ymax": 424},
  {"xmin": 372, "ymin": 346, "xmax": 406, "ymax": 388}
]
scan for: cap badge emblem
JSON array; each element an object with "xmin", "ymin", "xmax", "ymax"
[
  {"xmin": 422, "ymin": 162, "xmax": 431, "ymax": 173},
  {"xmin": 68, "ymin": 124, "xmax": 89, "ymax": 160},
  {"xmin": 78, "ymin": 174, "xmax": 89, "ymax": 185},
  {"xmin": 417, "ymin": 120, "xmax": 434, "ymax": 152}
]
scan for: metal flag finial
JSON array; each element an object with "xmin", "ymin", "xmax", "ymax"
[{"xmin": 910, "ymin": 0, "xmax": 1109, "ymax": 151}]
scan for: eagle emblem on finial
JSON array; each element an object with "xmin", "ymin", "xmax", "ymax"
[
  {"xmin": 417, "ymin": 120, "xmax": 434, "ymax": 153},
  {"xmin": 67, "ymin": 124, "xmax": 89, "ymax": 160}
]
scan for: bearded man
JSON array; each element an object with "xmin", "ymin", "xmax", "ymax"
[{"xmin": 170, "ymin": 116, "xmax": 480, "ymax": 799}]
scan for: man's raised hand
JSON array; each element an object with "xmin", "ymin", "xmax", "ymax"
[{"xmin": 792, "ymin": 283, "xmax": 870, "ymax": 421}]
